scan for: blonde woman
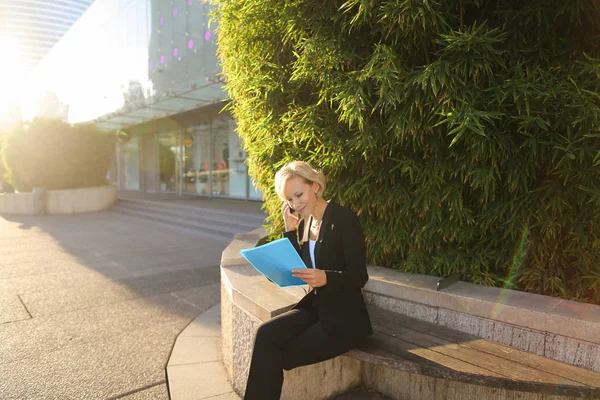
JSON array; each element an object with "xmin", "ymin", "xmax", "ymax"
[{"xmin": 244, "ymin": 161, "xmax": 373, "ymax": 400}]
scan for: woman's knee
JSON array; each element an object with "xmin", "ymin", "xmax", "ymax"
[{"xmin": 254, "ymin": 320, "xmax": 279, "ymax": 345}]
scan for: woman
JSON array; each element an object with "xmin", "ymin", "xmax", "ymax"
[{"xmin": 244, "ymin": 161, "xmax": 373, "ymax": 400}]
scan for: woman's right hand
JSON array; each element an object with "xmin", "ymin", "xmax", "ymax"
[{"xmin": 281, "ymin": 202, "xmax": 298, "ymax": 232}]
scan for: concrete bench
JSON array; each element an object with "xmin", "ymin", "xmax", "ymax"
[
  {"xmin": 348, "ymin": 306, "xmax": 600, "ymax": 399},
  {"xmin": 220, "ymin": 230, "xmax": 600, "ymax": 399}
]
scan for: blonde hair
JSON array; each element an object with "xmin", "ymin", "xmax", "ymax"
[
  {"xmin": 274, "ymin": 161, "xmax": 326, "ymax": 201},
  {"xmin": 274, "ymin": 161, "xmax": 327, "ymax": 245}
]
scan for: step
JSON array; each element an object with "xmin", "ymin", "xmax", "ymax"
[
  {"xmin": 166, "ymin": 303, "xmax": 241, "ymax": 400},
  {"xmin": 112, "ymin": 205, "xmax": 245, "ymax": 241},
  {"xmin": 116, "ymin": 199, "xmax": 265, "ymax": 231},
  {"xmin": 114, "ymin": 201, "xmax": 262, "ymax": 234}
]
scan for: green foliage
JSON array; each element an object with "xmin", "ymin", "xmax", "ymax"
[
  {"xmin": 0, "ymin": 131, "xmax": 14, "ymax": 193},
  {"xmin": 159, "ymin": 142, "xmax": 176, "ymax": 183},
  {"xmin": 214, "ymin": 0, "xmax": 600, "ymax": 303},
  {"xmin": 2, "ymin": 119, "xmax": 116, "ymax": 192}
]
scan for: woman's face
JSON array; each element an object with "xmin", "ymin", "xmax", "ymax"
[{"xmin": 283, "ymin": 176, "xmax": 319, "ymax": 217}]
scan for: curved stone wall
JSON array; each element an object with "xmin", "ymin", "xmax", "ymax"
[{"xmin": 0, "ymin": 185, "xmax": 117, "ymax": 215}]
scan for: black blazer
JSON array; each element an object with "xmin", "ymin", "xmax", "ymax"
[{"xmin": 284, "ymin": 201, "xmax": 373, "ymax": 343}]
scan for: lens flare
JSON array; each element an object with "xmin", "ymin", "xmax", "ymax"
[{"xmin": 491, "ymin": 226, "xmax": 529, "ymax": 320}]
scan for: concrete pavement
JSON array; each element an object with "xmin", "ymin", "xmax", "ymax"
[
  {"xmin": 1, "ymin": 192, "xmax": 390, "ymax": 400},
  {"xmin": 0, "ymin": 195, "xmax": 265, "ymax": 400}
]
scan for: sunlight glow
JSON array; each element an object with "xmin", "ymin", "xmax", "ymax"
[
  {"xmin": 18, "ymin": 0, "xmax": 152, "ymax": 124},
  {"xmin": 0, "ymin": 35, "xmax": 27, "ymax": 126}
]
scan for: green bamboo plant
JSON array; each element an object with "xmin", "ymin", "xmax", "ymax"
[{"xmin": 213, "ymin": 0, "xmax": 600, "ymax": 303}]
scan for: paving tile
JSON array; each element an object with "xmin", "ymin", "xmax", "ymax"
[
  {"xmin": 179, "ymin": 304, "xmax": 221, "ymax": 338},
  {"xmin": 0, "ymin": 292, "xmax": 201, "ymax": 365},
  {"xmin": 19, "ymin": 266, "xmax": 220, "ymax": 317},
  {"xmin": 0, "ymin": 256, "xmax": 88, "ymax": 280},
  {"xmin": 0, "ymin": 294, "xmax": 30, "ymax": 324},
  {"xmin": 171, "ymin": 282, "xmax": 221, "ymax": 311},
  {"xmin": 0, "ymin": 267, "xmax": 123, "ymax": 296},
  {"xmin": 167, "ymin": 362, "xmax": 235, "ymax": 400},
  {"xmin": 0, "ymin": 321, "xmax": 179, "ymax": 400},
  {"xmin": 205, "ymin": 393, "xmax": 240, "ymax": 400},
  {"xmin": 169, "ymin": 336, "xmax": 221, "ymax": 366},
  {"xmin": 115, "ymin": 383, "xmax": 169, "ymax": 400}
]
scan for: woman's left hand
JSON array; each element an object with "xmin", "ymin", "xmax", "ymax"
[{"xmin": 292, "ymin": 269, "xmax": 327, "ymax": 288}]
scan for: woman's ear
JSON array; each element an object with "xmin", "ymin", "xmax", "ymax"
[{"xmin": 312, "ymin": 181, "xmax": 320, "ymax": 196}]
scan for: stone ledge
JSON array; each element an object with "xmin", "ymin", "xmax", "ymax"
[
  {"xmin": 0, "ymin": 192, "xmax": 34, "ymax": 214},
  {"xmin": 222, "ymin": 264, "xmax": 303, "ymax": 322},
  {"xmin": 0, "ymin": 185, "xmax": 117, "ymax": 215},
  {"xmin": 365, "ymin": 266, "xmax": 600, "ymax": 346},
  {"xmin": 233, "ymin": 226, "xmax": 267, "ymax": 242},
  {"xmin": 222, "ymin": 258, "xmax": 600, "ymax": 349},
  {"xmin": 220, "ymin": 230, "xmax": 600, "ymax": 376},
  {"xmin": 220, "ymin": 231, "xmax": 306, "ymax": 322},
  {"xmin": 221, "ymin": 226, "xmax": 267, "ymax": 268}
]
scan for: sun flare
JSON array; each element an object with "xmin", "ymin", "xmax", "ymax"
[{"xmin": 0, "ymin": 35, "xmax": 26, "ymax": 121}]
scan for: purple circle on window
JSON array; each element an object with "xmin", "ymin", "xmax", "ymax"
[
  {"xmin": 188, "ymin": 39, "xmax": 194, "ymax": 49},
  {"xmin": 204, "ymin": 30, "xmax": 211, "ymax": 41},
  {"xmin": 187, "ymin": 0, "xmax": 192, "ymax": 5},
  {"xmin": 149, "ymin": 61, "xmax": 153, "ymax": 70},
  {"xmin": 160, "ymin": 17, "xmax": 164, "ymax": 25},
  {"xmin": 160, "ymin": 55, "xmax": 165, "ymax": 64},
  {"xmin": 173, "ymin": 47, "xmax": 179, "ymax": 57},
  {"xmin": 173, "ymin": 7, "xmax": 178, "ymax": 16}
]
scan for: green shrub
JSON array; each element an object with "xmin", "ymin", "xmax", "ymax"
[
  {"xmin": 0, "ymin": 132, "xmax": 13, "ymax": 193},
  {"xmin": 215, "ymin": 0, "xmax": 600, "ymax": 303},
  {"xmin": 2, "ymin": 119, "xmax": 116, "ymax": 192}
]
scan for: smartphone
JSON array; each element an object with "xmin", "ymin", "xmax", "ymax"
[{"xmin": 288, "ymin": 206, "xmax": 299, "ymax": 220}]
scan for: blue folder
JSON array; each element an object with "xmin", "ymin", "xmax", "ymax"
[{"xmin": 240, "ymin": 238, "xmax": 307, "ymax": 287}]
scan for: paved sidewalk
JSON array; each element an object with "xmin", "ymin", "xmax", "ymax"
[
  {"xmin": 0, "ymin": 194, "xmax": 265, "ymax": 400},
  {"xmin": 166, "ymin": 304, "xmax": 240, "ymax": 400}
]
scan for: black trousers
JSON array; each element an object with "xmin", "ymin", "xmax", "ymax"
[{"xmin": 243, "ymin": 304, "xmax": 356, "ymax": 400}]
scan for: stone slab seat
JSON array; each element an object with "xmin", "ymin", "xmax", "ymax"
[{"xmin": 346, "ymin": 306, "xmax": 600, "ymax": 399}]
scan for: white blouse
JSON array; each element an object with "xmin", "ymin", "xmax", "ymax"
[{"xmin": 308, "ymin": 239, "xmax": 316, "ymax": 269}]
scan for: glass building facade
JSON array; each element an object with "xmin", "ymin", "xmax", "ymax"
[
  {"xmin": 0, "ymin": 0, "xmax": 95, "ymax": 71},
  {"xmin": 27, "ymin": 0, "xmax": 262, "ymax": 201}
]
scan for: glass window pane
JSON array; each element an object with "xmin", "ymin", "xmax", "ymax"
[
  {"xmin": 210, "ymin": 115, "xmax": 247, "ymax": 199},
  {"xmin": 183, "ymin": 123, "xmax": 210, "ymax": 194},
  {"xmin": 123, "ymin": 137, "xmax": 140, "ymax": 190},
  {"xmin": 157, "ymin": 132, "xmax": 178, "ymax": 193},
  {"xmin": 248, "ymin": 176, "xmax": 263, "ymax": 201}
]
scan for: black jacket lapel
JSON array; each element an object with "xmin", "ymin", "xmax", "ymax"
[{"xmin": 314, "ymin": 201, "xmax": 335, "ymax": 269}]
